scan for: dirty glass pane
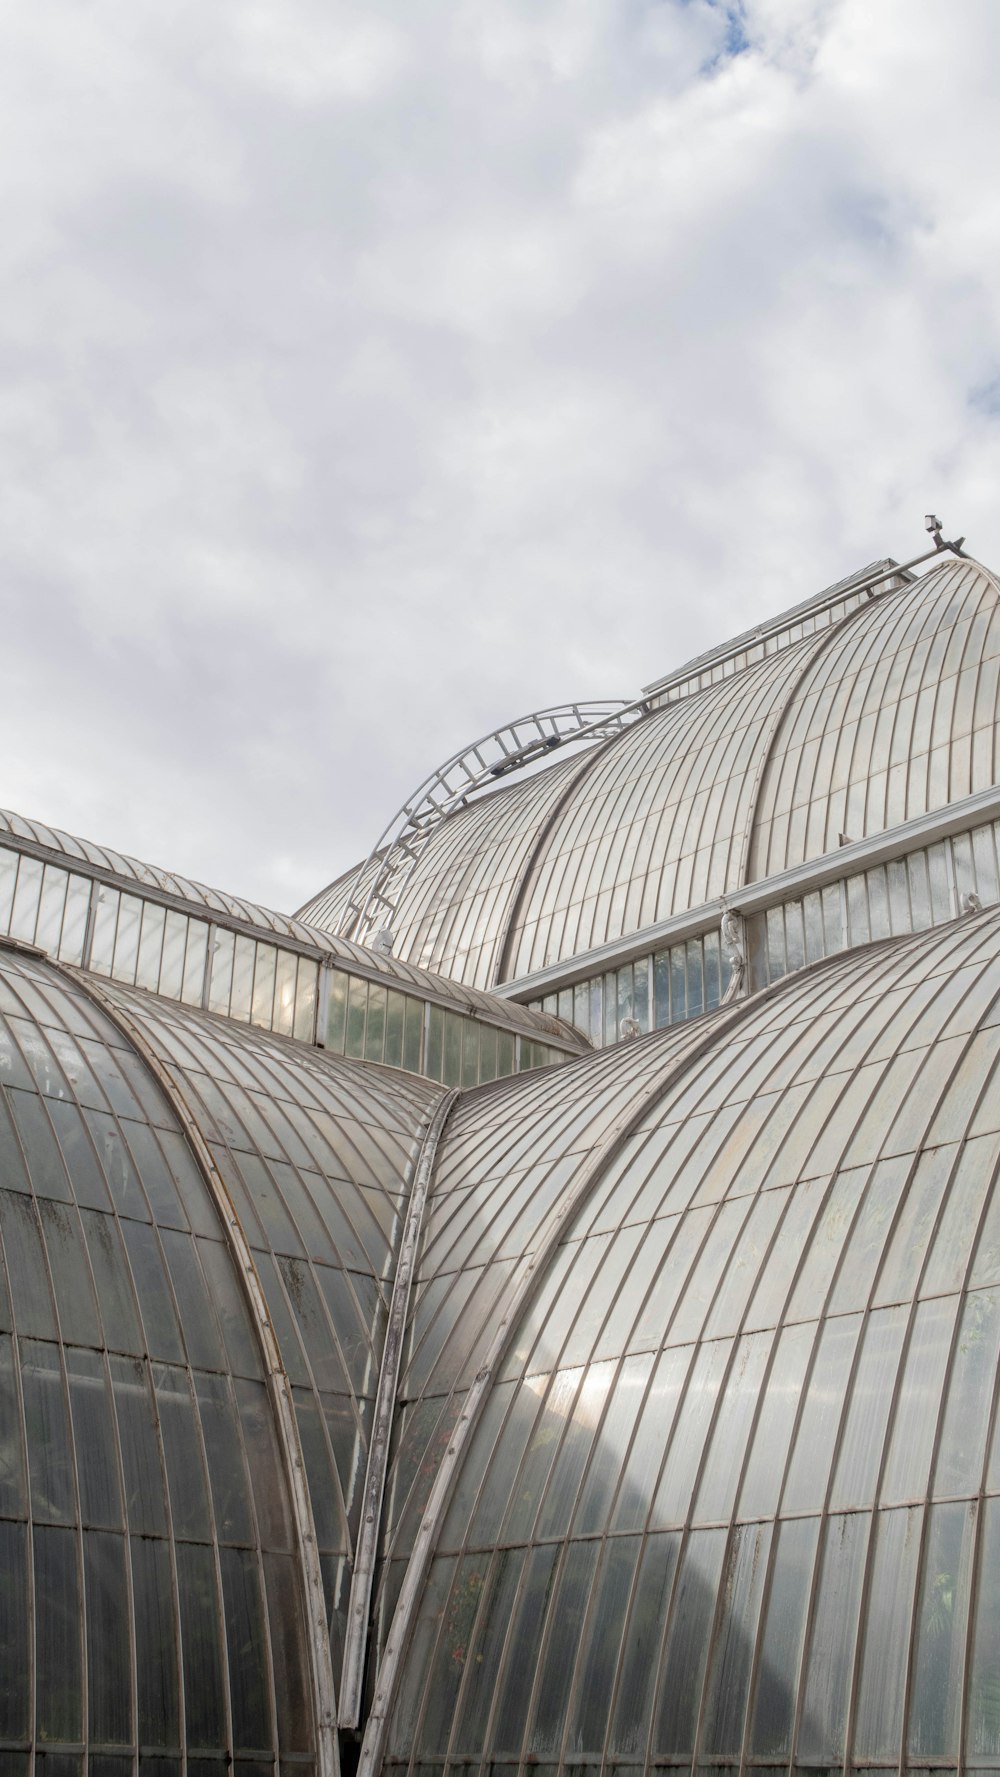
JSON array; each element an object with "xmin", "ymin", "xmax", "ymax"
[
  {"xmin": 85, "ymin": 1530, "xmax": 132, "ymax": 1744},
  {"xmin": 651, "ymin": 1527, "xmax": 727, "ymax": 1754},
  {"xmin": 908, "ymin": 1499, "xmax": 975, "ymax": 1758},
  {"xmin": 34, "ymin": 1523, "xmax": 82, "ymax": 1742},
  {"xmin": 0, "ymin": 1519, "xmax": 30, "ymax": 1737},
  {"xmin": 853, "ymin": 1505, "xmax": 922, "ymax": 1758},
  {"xmin": 749, "ymin": 1515, "xmax": 820, "ymax": 1756}
]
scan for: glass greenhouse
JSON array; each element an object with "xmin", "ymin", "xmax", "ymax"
[{"xmin": 3, "ymin": 544, "xmax": 1000, "ymax": 1777}]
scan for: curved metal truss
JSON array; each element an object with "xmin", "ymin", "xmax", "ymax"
[{"xmin": 337, "ymin": 700, "xmax": 649, "ymax": 946}]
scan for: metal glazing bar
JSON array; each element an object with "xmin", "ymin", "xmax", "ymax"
[
  {"xmin": 354, "ymin": 945, "xmax": 880, "ymax": 1777},
  {"xmin": 60, "ymin": 964, "xmax": 341, "ymax": 1777},
  {"xmin": 495, "ymin": 781, "xmax": 1000, "ymax": 1001},
  {"xmin": 0, "ymin": 832, "xmax": 587, "ymax": 1057},
  {"xmin": 733, "ymin": 585, "xmax": 883, "ymax": 891},
  {"xmin": 493, "ymin": 718, "xmax": 646, "ymax": 985},
  {"xmin": 338, "ymin": 1087, "xmax": 459, "ymax": 1727}
]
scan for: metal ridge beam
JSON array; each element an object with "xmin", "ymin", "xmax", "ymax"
[
  {"xmin": 58, "ymin": 964, "xmax": 341, "ymax": 1777},
  {"xmin": 338, "ymin": 1087, "xmax": 459, "ymax": 1728},
  {"xmin": 641, "ymin": 538, "xmax": 964, "ymax": 700},
  {"xmin": 493, "ymin": 780, "xmax": 1000, "ymax": 1000}
]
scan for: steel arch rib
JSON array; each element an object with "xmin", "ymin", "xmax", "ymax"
[
  {"xmin": 734, "ymin": 550, "xmax": 992, "ymax": 896},
  {"xmin": 354, "ymin": 943, "xmax": 898, "ymax": 1777},
  {"xmin": 61, "ymin": 966, "xmax": 341, "ymax": 1777},
  {"xmin": 335, "ymin": 701, "xmax": 647, "ymax": 947},
  {"xmin": 732, "ymin": 568, "xmax": 914, "ymax": 895},
  {"xmin": 492, "ymin": 715, "xmax": 650, "ymax": 985},
  {"xmin": 338, "ymin": 1087, "xmax": 459, "ymax": 1727}
]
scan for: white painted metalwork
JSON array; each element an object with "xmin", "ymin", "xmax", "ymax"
[
  {"xmin": 493, "ymin": 779, "xmax": 1000, "ymax": 1001},
  {"xmin": 354, "ymin": 963, "xmax": 837, "ymax": 1777},
  {"xmin": 642, "ymin": 527, "xmax": 966, "ymax": 702},
  {"xmin": 338, "ymin": 1087, "xmax": 459, "ymax": 1728},
  {"xmin": 63, "ymin": 965, "xmax": 342, "ymax": 1777},
  {"xmin": 335, "ymin": 702, "xmax": 649, "ymax": 948}
]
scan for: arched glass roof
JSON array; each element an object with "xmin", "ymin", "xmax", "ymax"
[
  {"xmin": 0, "ymin": 947, "xmax": 323, "ymax": 1770},
  {"xmin": 300, "ymin": 560, "xmax": 1000, "ymax": 993},
  {"xmin": 89, "ymin": 974, "xmax": 443, "ymax": 1693},
  {"xmin": 368, "ymin": 908, "xmax": 1000, "ymax": 1773},
  {"xmin": 749, "ymin": 556, "xmax": 1000, "ymax": 879},
  {"xmin": 299, "ymin": 752, "xmax": 586, "ymax": 987}
]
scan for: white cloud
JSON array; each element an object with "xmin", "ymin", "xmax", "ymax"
[{"xmin": 1, "ymin": 0, "xmax": 999, "ymax": 912}]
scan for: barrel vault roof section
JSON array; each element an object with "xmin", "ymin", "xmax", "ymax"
[
  {"xmin": 299, "ymin": 560, "xmax": 1000, "ymax": 991},
  {"xmin": 366, "ymin": 906, "xmax": 1000, "ymax": 1771}
]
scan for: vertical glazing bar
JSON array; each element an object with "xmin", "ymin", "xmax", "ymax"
[
  {"xmin": 201, "ymin": 923, "xmax": 215, "ymax": 1012},
  {"xmin": 80, "ymin": 878, "xmax": 101, "ymax": 972}
]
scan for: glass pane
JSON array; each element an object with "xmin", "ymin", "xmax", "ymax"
[
  {"xmin": 208, "ymin": 929, "xmax": 235, "ymax": 1016},
  {"xmin": 346, "ymin": 978, "xmax": 368, "ymax": 1060},
  {"xmin": 967, "ymin": 1493, "xmax": 1000, "ymax": 1758},
  {"xmin": 0, "ymin": 1519, "xmax": 30, "ymax": 1738},
  {"xmin": 132, "ymin": 1537, "xmax": 180, "ymax": 1744},
  {"xmin": 272, "ymin": 949, "xmax": 298, "ymax": 1038},
  {"xmin": 251, "ymin": 941, "xmax": 277, "ymax": 1027},
  {"xmin": 160, "ymin": 911, "xmax": 189, "ymax": 1001},
  {"xmin": 403, "ymin": 996, "xmax": 424, "ymax": 1074},
  {"xmin": 22, "ymin": 1339, "xmax": 75, "ymax": 1524},
  {"xmin": 34, "ymin": 1523, "xmax": 82, "ymax": 1741},
  {"xmin": 652, "ymin": 1527, "xmax": 727, "ymax": 1754},
  {"xmin": 609, "ymin": 1530, "xmax": 680, "ymax": 1755},
  {"xmin": 176, "ymin": 1541, "xmax": 226, "ymax": 1749},
  {"xmin": 220, "ymin": 1546, "xmax": 272, "ymax": 1751},
  {"xmin": 84, "ymin": 1530, "xmax": 132, "ymax": 1744},
  {"xmin": 908, "ymin": 1499, "xmax": 975, "ymax": 1758},
  {"xmin": 853, "ymin": 1505, "xmax": 922, "ymax": 1758},
  {"xmin": 796, "ymin": 1511, "xmax": 868, "ymax": 1760},
  {"xmin": 137, "ymin": 903, "xmax": 168, "ymax": 992},
  {"xmin": 364, "ymin": 984, "xmax": 387, "ymax": 1063},
  {"xmin": 292, "ymin": 958, "xmax": 318, "ymax": 1043},
  {"xmin": 325, "ymin": 971, "xmax": 348, "ymax": 1054},
  {"xmin": 182, "ymin": 921, "xmax": 209, "ymax": 1008},
  {"xmin": 933, "ymin": 1286, "xmax": 1000, "ymax": 1497},
  {"xmin": 66, "ymin": 1348, "xmax": 122, "ymax": 1529},
  {"xmin": 384, "ymin": 992, "xmax": 405, "ymax": 1070},
  {"xmin": 230, "ymin": 935, "xmax": 256, "ymax": 1023},
  {"xmin": 748, "ymin": 1515, "xmax": 820, "ymax": 1756}
]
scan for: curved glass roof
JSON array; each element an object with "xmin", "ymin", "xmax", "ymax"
[
  {"xmin": 91, "ymin": 973, "xmax": 442, "ymax": 1691},
  {"xmin": 300, "ymin": 559, "xmax": 1000, "ymax": 991},
  {"xmin": 0, "ymin": 946, "xmax": 323, "ymax": 1767},
  {"xmin": 373, "ymin": 906, "xmax": 1000, "ymax": 1772},
  {"xmin": 299, "ymin": 752, "xmax": 586, "ymax": 986},
  {"xmin": 749, "ymin": 555, "xmax": 1000, "ymax": 879}
]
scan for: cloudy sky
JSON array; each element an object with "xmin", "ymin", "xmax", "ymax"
[{"xmin": 3, "ymin": 0, "xmax": 999, "ymax": 914}]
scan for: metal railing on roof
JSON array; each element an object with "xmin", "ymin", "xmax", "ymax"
[{"xmin": 336, "ymin": 700, "xmax": 651, "ymax": 947}]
